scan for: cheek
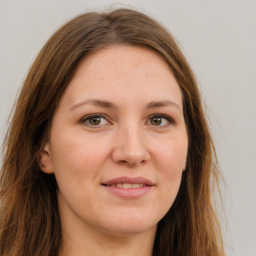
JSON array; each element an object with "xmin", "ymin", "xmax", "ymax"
[
  {"xmin": 49, "ymin": 132, "xmax": 112, "ymax": 208},
  {"xmin": 153, "ymin": 137, "xmax": 187, "ymax": 206},
  {"xmin": 50, "ymin": 129, "xmax": 111, "ymax": 174},
  {"xmin": 154, "ymin": 136, "xmax": 188, "ymax": 174}
]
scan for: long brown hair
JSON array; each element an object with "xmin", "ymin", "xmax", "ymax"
[{"xmin": 0, "ymin": 8, "xmax": 225, "ymax": 256}]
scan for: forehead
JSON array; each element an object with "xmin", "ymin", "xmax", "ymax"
[{"xmin": 60, "ymin": 45, "xmax": 183, "ymax": 108}]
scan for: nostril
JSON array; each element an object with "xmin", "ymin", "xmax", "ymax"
[{"xmin": 112, "ymin": 145, "xmax": 150, "ymax": 167}]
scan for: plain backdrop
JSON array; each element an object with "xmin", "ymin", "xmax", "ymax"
[{"xmin": 0, "ymin": 0, "xmax": 255, "ymax": 255}]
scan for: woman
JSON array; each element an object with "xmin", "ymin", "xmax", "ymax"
[{"xmin": 0, "ymin": 8, "xmax": 225, "ymax": 256}]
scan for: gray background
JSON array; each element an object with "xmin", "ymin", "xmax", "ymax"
[{"xmin": 0, "ymin": 0, "xmax": 255, "ymax": 255}]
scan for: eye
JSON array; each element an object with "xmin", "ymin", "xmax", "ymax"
[
  {"xmin": 81, "ymin": 114, "xmax": 110, "ymax": 127},
  {"xmin": 147, "ymin": 114, "xmax": 175, "ymax": 127}
]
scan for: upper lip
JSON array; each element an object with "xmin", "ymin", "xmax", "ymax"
[{"xmin": 102, "ymin": 176, "xmax": 155, "ymax": 186}]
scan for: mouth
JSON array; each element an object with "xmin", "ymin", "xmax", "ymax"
[
  {"xmin": 101, "ymin": 176, "xmax": 155, "ymax": 199},
  {"xmin": 103, "ymin": 183, "xmax": 150, "ymax": 189},
  {"xmin": 101, "ymin": 176, "xmax": 155, "ymax": 187}
]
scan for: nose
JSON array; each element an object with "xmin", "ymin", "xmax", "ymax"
[{"xmin": 111, "ymin": 124, "xmax": 150, "ymax": 168}]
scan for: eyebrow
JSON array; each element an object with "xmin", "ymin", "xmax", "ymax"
[
  {"xmin": 71, "ymin": 99, "xmax": 117, "ymax": 111},
  {"xmin": 145, "ymin": 100, "xmax": 181, "ymax": 111},
  {"xmin": 70, "ymin": 99, "xmax": 181, "ymax": 112}
]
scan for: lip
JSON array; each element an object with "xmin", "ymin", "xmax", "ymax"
[
  {"xmin": 102, "ymin": 176, "xmax": 155, "ymax": 186},
  {"xmin": 101, "ymin": 176, "xmax": 155, "ymax": 199}
]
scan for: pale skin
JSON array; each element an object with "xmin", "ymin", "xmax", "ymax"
[{"xmin": 40, "ymin": 45, "xmax": 188, "ymax": 256}]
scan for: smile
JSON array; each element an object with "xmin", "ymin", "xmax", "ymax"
[
  {"xmin": 101, "ymin": 176, "xmax": 155, "ymax": 199},
  {"xmin": 102, "ymin": 176, "xmax": 154, "ymax": 186},
  {"xmin": 106, "ymin": 183, "xmax": 146, "ymax": 188}
]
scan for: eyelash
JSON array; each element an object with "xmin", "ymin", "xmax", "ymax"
[
  {"xmin": 80, "ymin": 113, "xmax": 176, "ymax": 128},
  {"xmin": 147, "ymin": 114, "xmax": 176, "ymax": 127},
  {"xmin": 80, "ymin": 113, "xmax": 110, "ymax": 127}
]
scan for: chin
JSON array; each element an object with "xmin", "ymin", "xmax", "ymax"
[
  {"xmin": 98, "ymin": 211, "xmax": 159, "ymax": 236},
  {"xmin": 105, "ymin": 223, "xmax": 157, "ymax": 237}
]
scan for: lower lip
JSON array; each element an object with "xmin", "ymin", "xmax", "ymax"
[{"xmin": 102, "ymin": 185, "xmax": 153, "ymax": 199}]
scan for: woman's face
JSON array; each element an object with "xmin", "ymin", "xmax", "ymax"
[{"xmin": 40, "ymin": 45, "xmax": 188, "ymax": 236}]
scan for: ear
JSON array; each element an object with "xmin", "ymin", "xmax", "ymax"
[{"xmin": 38, "ymin": 142, "xmax": 54, "ymax": 174}]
